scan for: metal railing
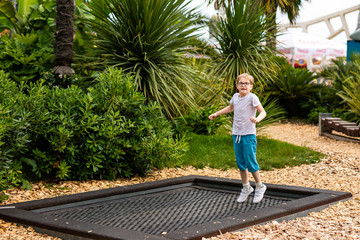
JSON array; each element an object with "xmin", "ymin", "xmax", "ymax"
[{"xmin": 280, "ymin": 5, "xmax": 360, "ymax": 40}]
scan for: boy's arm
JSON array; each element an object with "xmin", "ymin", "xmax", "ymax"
[
  {"xmin": 250, "ymin": 105, "xmax": 266, "ymax": 123},
  {"xmin": 208, "ymin": 105, "xmax": 234, "ymax": 120}
]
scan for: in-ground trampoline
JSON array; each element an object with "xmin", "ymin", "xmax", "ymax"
[{"xmin": 0, "ymin": 175, "xmax": 352, "ymax": 240}]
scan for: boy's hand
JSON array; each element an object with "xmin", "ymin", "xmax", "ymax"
[
  {"xmin": 250, "ymin": 117, "xmax": 259, "ymax": 123},
  {"xmin": 209, "ymin": 114, "xmax": 216, "ymax": 120}
]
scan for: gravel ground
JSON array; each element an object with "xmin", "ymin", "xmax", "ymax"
[{"xmin": 0, "ymin": 122, "xmax": 359, "ymax": 239}]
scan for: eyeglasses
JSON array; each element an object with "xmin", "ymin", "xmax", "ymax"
[{"xmin": 237, "ymin": 82, "xmax": 252, "ymax": 86}]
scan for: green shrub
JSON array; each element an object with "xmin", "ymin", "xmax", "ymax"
[
  {"xmin": 301, "ymin": 85, "xmax": 340, "ymax": 117},
  {"xmin": 0, "ymin": 33, "xmax": 54, "ymax": 84},
  {"xmin": 265, "ymin": 63, "xmax": 319, "ymax": 118},
  {"xmin": 174, "ymin": 106, "xmax": 229, "ymax": 135},
  {"xmin": 0, "ymin": 0, "xmax": 56, "ymax": 82},
  {"xmin": 41, "ymin": 71, "xmax": 73, "ymax": 89},
  {"xmin": 316, "ymin": 56, "xmax": 360, "ymax": 121},
  {"xmin": 0, "ymin": 71, "xmax": 32, "ymax": 200},
  {"xmin": 307, "ymin": 106, "xmax": 329, "ymax": 124},
  {"xmin": 0, "ymin": 68, "xmax": 187, "ymax": 186}
]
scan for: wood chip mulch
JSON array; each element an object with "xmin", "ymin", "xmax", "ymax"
[{"xmin": 0, "ymin": 122, "xmax": 359, "ymax": 240}]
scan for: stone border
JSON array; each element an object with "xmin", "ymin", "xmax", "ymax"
[{"xmin": 0, "ymin": 176, "xmax": 352, "ymax": 240}]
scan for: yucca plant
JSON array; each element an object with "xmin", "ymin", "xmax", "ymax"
[
  {"xmin": 184, "ymin": 57, "xmax": 228, "ymax": 108},
  {"xmin": 338, "ymin": 74, "xmax": 360, "ymax": 122},
  {"xmin": 256, "ymin": 93, "xmax": 286, "ymax": 131},
  {"xmin": 82, "ymin": 0, "xmax": 205, "ymax": 118},
  {"xmin": 210, "ymin": 0, "xmax": 280, "ymax": 93}
]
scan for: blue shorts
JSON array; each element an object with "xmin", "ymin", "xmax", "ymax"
[{"xmin": 233, "ymin": 134, "xmax": 260, "ymax": 173}]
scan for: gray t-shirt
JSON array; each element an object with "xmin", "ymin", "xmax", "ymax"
[{"xmin": 229, "ymin": 92, "xmax": 261, "ymax": 135}]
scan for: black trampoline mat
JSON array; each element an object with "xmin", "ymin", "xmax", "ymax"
[
  {"xmin": 39, "ymin": 186, "xmax": 290, "ymax": 235},
  {"xmin": 0, "ymin": 175, "xmax": 352, "ymax": 240}
]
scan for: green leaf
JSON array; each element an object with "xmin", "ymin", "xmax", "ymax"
[
  {"xmin": 17, "ymin": 0, "xmax": 38, "ymax": 17},
  {"xmin": 21, "ymin": 179, "xmax": 32, "ymax": 190},
  {"xmin": 0, "ymin": 1, "xmax": 17, "ymax": 31},
  {"xmin": 21, "ymin": 157, "xmax": 37, "ymax": 170},
  {"xmin": 0, "ymin": 1, "xmax": 16, "ymax": 18}
]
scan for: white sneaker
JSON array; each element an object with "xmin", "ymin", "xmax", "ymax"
[
  {"xmin": 253, "ymin": 184, "xmax": 267, "ymax": 203},
  {"xmin": 237, "ymin": 186, "xmax": 254, "ymax": 203}
]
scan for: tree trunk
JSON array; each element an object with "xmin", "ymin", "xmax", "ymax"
[{"xmin": 53, "ymin": 0, "xmax": 75, "ymax": 77}]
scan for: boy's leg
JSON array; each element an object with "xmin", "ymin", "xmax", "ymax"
[
  {"xmin": 242, "ymin": 135, "xmax": 259, "ymax": 173},
  {"xmin": 251, "ymin": 170, "xmax": 261, "ymax": 183},
  {"xmin": 240, "ymin": 169, "xmax": 249, "ymax": 184},
  {"xmin": 233, "ymin": 136, "xmax": 249, "ymax": 185},
  {"xmin": 233, "ymin": 135, "xmax": 247, "ymax": 172},
  {"xmin": 242, "ymin": 135, "xmax": 266, "ymax": 203},
  {"xmin": 234, "ymin": 135, "xmax": 253, "ymax": 203}
]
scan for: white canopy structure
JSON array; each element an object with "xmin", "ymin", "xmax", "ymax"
[{"xmin": 277, "ymin": 31, "xmax": 347, "ymax": 71}]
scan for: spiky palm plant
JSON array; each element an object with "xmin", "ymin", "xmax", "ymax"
[
  {"xmin": 338, "ymin": 73, "xmax": 360, "ymax": 122},
  {"xmin": 210, "ymin": 0, "xmax": 280, "ymax": 93},
  {"xmin": 317, "ymin": 55, "xmax": 360, "ymax": 120},
  {"xmin": 319, "ymin": 55, "xmax": 360, "ymax": 92},
  {"xmin": 256, "ymin": 93, "xmax": 286, "ymax": 131},
  {"xmin": 266, "ymin": 63, "xmax": 319, "ymax": 117},
  {"xmin": 82, "ymin": 0, "xmax": 204, "ymax": 118}
]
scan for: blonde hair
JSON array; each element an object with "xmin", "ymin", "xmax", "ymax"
[{"xmin": 236, "ymin": 73, "xmax": 254, "ymax": 85}]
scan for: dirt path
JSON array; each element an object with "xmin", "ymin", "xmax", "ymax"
[{"xmin": 0, "ymin": 122, "xmax": 359, "ymax": 239}]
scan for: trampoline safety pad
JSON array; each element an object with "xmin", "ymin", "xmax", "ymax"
[{"xmin": 0, "ymin": 175, "xmax": 352, "ymax": 240}]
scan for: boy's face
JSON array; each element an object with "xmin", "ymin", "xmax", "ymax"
[{"xmin": 236, "ymin": 78, "xmax": 253, "ymax": 96}]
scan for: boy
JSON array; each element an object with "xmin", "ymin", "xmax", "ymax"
[{"xmin": 208, "ymin": 73, "xmax": 267, "ymax": 203}]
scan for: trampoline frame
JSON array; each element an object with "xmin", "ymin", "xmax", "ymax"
[{"xmin": 0, "ymin": 175, "xmax": 352, "ymax": 240}]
